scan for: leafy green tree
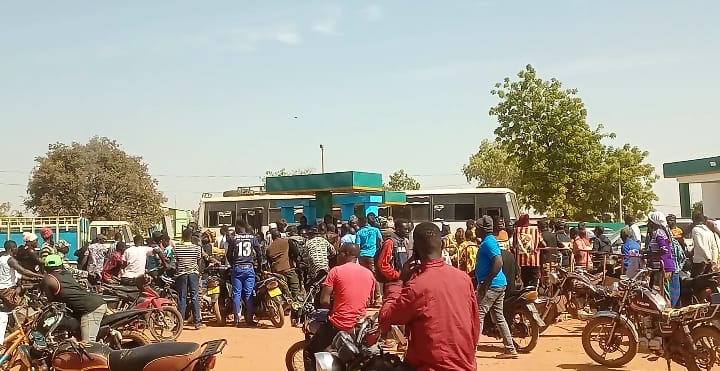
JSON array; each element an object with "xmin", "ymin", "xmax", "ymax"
[
  {"xmin": 462, "ymin": 139, "xmax": 521, "ymax": 190},
  {"xmin": 25, "ymin": 136, "xmax": 166, "ymax": 231},
  {"xmin": 488, "ymin": 64, "xmax": 657, "ymax": 219},
  {"xmin": 262, "ymin": 168, "xmax": 315, "ymax": 184},
  {"xmin": 385, "ymin": 170, "xmax": 420, "ymax": 191}
]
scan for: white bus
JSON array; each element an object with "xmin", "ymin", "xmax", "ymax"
[{"xmin": 198, "ymin": 187, "xmax": 520, "ymax": 233}]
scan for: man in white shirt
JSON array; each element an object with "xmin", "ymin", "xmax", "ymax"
[
  {"xmin": 692, "ymin": 211, "xmax": 720, "ymax": 277},
  {"xmin": 121, "ymin": 235, "xmax": 159, "ymax": 288},
  {"xmin": 624, "ymin": 214, "xmax": 642, "ymax": 242},
  {"xmin": 215, "ymin": 226, "xmax": 229, "ymax": 252}
]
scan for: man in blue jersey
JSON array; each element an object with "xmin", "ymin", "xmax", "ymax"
[{"xmin": 226, "ymin": 220, "xmax": 262, "ymax": 327}]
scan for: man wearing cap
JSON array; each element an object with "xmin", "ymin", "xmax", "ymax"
[
  {"xmin": 475, "ymin": 215, "xmax": 517, "ymax": 359},
  {"xmin": 41, "ymin": 254, "xmax": 106, "ymax": 342},
  {"xmin": 39, "ymin": 227, "xmax": 56, "ymax": 259},
  {"xmin": 17, "ymin": 232, "xmax": 43, "ymax": 275}
]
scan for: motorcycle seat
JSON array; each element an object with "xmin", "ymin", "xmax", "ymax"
[
  {"xmin": 109, "ymin": 342, "xmax": 201, "ymax": 371},
  {"xmin": 102, "ymin": 308, "xmax": 152, "ymax": 327},
  {"xmin": 663, "ymin": 303, "xmax": 711, "ymax": 319},
  {"xmin": 105, "ymin": 284, "xmax": 140, "ymax": 293}
]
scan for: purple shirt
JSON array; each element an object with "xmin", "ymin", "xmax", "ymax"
[{"xmin": 648, "ymin": 229, "xmax": 675, "ymax": 272}]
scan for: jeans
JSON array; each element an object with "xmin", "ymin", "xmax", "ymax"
[
  {"xmin": 176, "ymin": 273, "xmax": 201, "ymax": 326},
  {"xmin": 231, "ymin": 266, "xmax": 256, "ymax": 324},
  {"xmin": 282, "ymin": 269, "xmax": 301, "ymax": 299},
  {"xmin": 477, "ymin": 286, "xmax": 516, "ymax": 354},
  {"xmin": 81, "ymin": 304, "xmax": 107, "ymax": 341},
  {"xmin": 303, "ymin": 321, "xmax": 340, "ymax": 371}
]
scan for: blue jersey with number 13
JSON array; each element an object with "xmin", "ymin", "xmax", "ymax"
[{"xmin": 227, "ymin": 233, "xmax": 260, "ymax": 266}]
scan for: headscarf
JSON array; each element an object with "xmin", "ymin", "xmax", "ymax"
[
  {"xmin": 648, "ymin": 211, "xmax": 668, "ymax": 229},
  {"xmin": 22, "ymin": 232, "xmax": 38, "ymax": 242},
  {"xmin": 516, "ymin": 214, "xmax": 530, "ymax": 228}
]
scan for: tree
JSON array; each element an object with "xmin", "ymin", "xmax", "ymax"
[
  {"xmin": 0, "ymin": 202, "xmax": 22, "ymax": 217},
  {"xmin": 385, "ymin": 170, "xmax": 420, "ymax": 191},
  {"xmin": 25, "ymin": 136, "xmax": 166, "ymax": 231},
  {"xmin": 693, "ymin": 201, "xmax": 704, "ymax": 215},
  {"xmin": 487, "ymin": 64, "xmax": 657, "ymax": 219},
  {"xmin": 262, "ymin": 168, "xmax": 315, "ymax": 184},
  {"xmin": 462, "ymin": 139, "xmax": 521, "ymax": 190}
]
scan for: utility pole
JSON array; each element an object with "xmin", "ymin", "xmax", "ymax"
[
  {"xmin": 618, "ymin": 164, "xmax": 623, "ymax": 221},
  {"xmin": 320, "ymin": 144, "xmax": 325, "ymax": 173}
]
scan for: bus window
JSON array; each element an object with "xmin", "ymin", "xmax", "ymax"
[
  {"xmin": 210, "ymin": 211, "xmax": 234, "ymax": 227},
  {"xmin": 391, "ymin": 205, "xmax": 412, "ymax": 221},
  {"xmin": 411, "ymin": 204, "xmax": 430, "ymax": 222},
  {"xmin": 481, "ymin": 207, "xmax": 502, "ymax": 219},
  {"xmin": 268, "ymin": 208, "xmax": 281, "ymax": 225},
  {"xmin": 454, "ymin": 204, "xmax": 475, "ymax": 221}
]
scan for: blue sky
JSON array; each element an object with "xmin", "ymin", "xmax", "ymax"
[{"xmin": 1, "ymin": 1, "xmax": 718, "ymax": 214}]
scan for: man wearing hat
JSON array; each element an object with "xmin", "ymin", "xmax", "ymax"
[
  {"xmin": 40, "ymin": 227, "xmax": 55, "ymax": 259},
  {"xmin": 475, "ymin": 215, "xmax": 517, "ymax": 359},
  {"xmin": 17, "ymin": 232, "xmax": 43, "ymax": 275}
]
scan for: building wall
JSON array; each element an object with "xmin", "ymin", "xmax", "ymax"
[{"xmin": 702, "ymin": 182, "xmax": 720, "ymax": 218}]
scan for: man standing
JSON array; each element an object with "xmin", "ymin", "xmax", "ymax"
[
  {"xmin": 377, "ymin": 219, "xmax": 410, "ymax": 300},
  {"xmin": 175, "ymin": 228, "xmax": 205, "ymax": 330},
  {"xmin": 303, "ymin": 243, "xmax": 374, "ymax": 371},
  {"xmin": 624, "ymin": 214, "xmax": 642, "ymax": 243},
  {"xmin": 266, "ymin": 229, "xmax": 300, "ymax": 299},
  {"xmin": 83, "ymin": 235, "xmax": 110, "ymax": 284},
  {"xmin": 17, "ymin": 233, "xmax": 43, "ymax": 275},
  {"xmin": 355, "ymin": 215, "xmax": 383, "ymax": 306},
  {"xmin": 41, "ymin": 254, "xmax": 106, "ymax": 341},
  {"xmin": 380, "ymin": 222, "xmax": 479, "ymax": 371},
  {"xmin": 216, "ymin": 225, "xmax": 229, "ymax": 251},
  {"xmin": 476, "ymin": 216, "xmax": 517, "ymax": 359},
  {"xmin": 226, "ymin": 221, "xmax": 261, "ymax": 327},
  {"xmin": 40, "ymin": 227, "xmax": 56, "ymax": 259},
  {"xmin": 340, "ymin": 223, "xmax": 356, "ymax": 244},
  {"xmin": 0, "ymin": 241, "xmax": 41, "ymax": 341},
  {"xmin": 121, "ymin": 236, "xmax": 164, "ymax": 289},
  {"xmin": 667, "ymin": 214, "xmax": 688, "ymax": 251},
  {"xmin": 691, "ymin": 211, "xmax": 719, "ymax": 277},
  {"xmin": 305, "ymin": 227, "xmax": 336, "ymax": 284}
]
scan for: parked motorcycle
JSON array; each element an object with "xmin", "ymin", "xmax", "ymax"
[
  {"xmin": 581, "ymin": 268, "xmax": 720, "ymax": 370},
  {"xmin": 102, "ymin": 277, "xmax": 183, "ymax": 341},
  {"xmin": 21, "ymin": 334, "xmax": 226, "ymax": 371},
  {"xmin": 482, "ymin": 286, "xmax": 544, "ymax": 353},
  {"xmin": 250, "ymin": 271, "xmax": 285, "ymax": 328},
  {"xmin": 285, "ymin": 272, "xmax": 328, "ymax": 371},
  {"xmin": 679, "ymin": 271, "xmax": 720, "ymax": 307},
  {"xmin": 314, "ymin": 313, "xmax": 411, "ymax": 371}
]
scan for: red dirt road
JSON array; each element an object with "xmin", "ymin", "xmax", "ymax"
[{"xmin": 178, "ymin": 318, "xmax": 665, "ymax": 371}]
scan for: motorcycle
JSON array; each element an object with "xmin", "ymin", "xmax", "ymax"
[
  {"xmin": 21, "ymin": 333, "xmax": 226, "ymax": 371},
  {"xmin": 482, "ymin": 286, "xmax": 544, "ymax": 353},
  {"xmin": 102, "ymin": 275, "xmax": 183, "ymax": 341},
  {"xmin": 285, "ymin": 272, "xmax": 328, "ymax": 371},
  {"xmin": 581, "ymin": 268, "xmax": 720, "ymax": 370},
  {"xmin": 314, "ymin": 313, "xmax": 411, "ymax": 371},
  {"xmin": 679, "ymin": 271, "xmax": 720, "ymax": 307},
  {"xmin": 250, "ymin": 271, "xmax": 285, "ymax": 328}
]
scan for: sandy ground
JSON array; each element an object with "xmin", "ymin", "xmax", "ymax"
[{"xmin": 177, "ymin": 317, "xmax": 667, "ymax": 371}]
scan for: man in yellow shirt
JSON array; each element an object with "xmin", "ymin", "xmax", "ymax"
[{"xmin": 457, "ymin": 229, "xmax": 479, "ymax": 275}]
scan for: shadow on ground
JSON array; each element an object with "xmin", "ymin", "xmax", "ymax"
[{"xmin": 557, "ymin": 364, "xmax": 624, "ymax": 371}]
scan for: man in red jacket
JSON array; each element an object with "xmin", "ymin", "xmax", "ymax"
[
  {"xmin": 377, "ymin": 219, "xmax": 410, "ymax": 298},
  {"xmin": 380, "ymin": 222, "xmax": 480, "ymax": 371}
]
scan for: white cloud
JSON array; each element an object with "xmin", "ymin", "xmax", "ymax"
[
  {"xmin": 312, "ymin": 20, "xmax": 338, "ymax": 35},
  {"xmin": 360, "ymin": 4, "xmax": 383, "ymax": 22},
  {"xmin": 272, "ymin": 30, "xmax": 302, "ymax": 45}
]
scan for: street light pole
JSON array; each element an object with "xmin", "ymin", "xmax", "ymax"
[
  {"xmin": 618, "ymin": 164, "xmax": 623, "ymax": 221},
  {"xmin": 320, "ymin": 144, "xmax": 325, "ymax": 173}
]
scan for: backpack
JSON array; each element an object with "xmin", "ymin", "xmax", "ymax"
[{"xmin": 374, "ymin": 235, "xmax": 407, "ymax": 283}]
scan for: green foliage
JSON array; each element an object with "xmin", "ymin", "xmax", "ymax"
[
  {"xmin": 25, "ymin": 136, "xmax": 166, "ymax": 231},
  {"xmin": 262, "ymin": 168, "xmax": 315, "ymax": 184},
  {"xmin": 693, "ymin": 201, "xmax": 704, "ymax": 214},
  {"xmin": 485, "ymin": 64, "xmax": 657, "ymax": 220},
  {"xmin": 385, "ymin": 169, "xmax": 421, "ymax": 191},
  {"xmin": 462, "ymin": 139, "xmax": 521, "ymax": 191}
]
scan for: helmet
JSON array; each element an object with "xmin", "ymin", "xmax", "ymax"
[{"xmin": 44, "ymin": 254, "xmax": 63, "ymax": 268}]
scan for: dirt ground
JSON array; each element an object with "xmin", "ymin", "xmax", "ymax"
[{"xmin": 178, "ymin": 317, "xmax": 667, "ymax": 371}]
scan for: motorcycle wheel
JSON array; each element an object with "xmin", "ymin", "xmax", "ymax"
[
  {"xmin": 581, "ymin": 316, "xmax": 637, "ymax": 368},
  {"xmin": 120, "ymin": 330, "xmax": 152, "ymax": 349},
  {"xmin": 268, "ymin": 297, "xmax": 285, "ymax": 328},
  {"xmin": 690, "ymin": 325, "xmax": 720, "ymax": 371},
  {"xmin": 510, "ymin": 308, "xmax": 540, "ymax": 353},
  {"xmin": 284, "ymin": 340, "xmax": 307, "ymax": 371},
  {"xmin": 147, "ymin": 306, "xmax": 184, "ymax": 341}
]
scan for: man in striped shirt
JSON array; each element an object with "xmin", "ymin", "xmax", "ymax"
[{"xmin": 175, "ymin": 228, "xmax": 206, "ymax": 330}]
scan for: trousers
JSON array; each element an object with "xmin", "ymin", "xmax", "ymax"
[
  {"xmin": 81, "ymin": 304, "xmax": 107, "ymax": 341},
  {"xmin": 477, "ymin": 285, "xmax": 516, "ymax": 354},
  {"xmin": 232, "ymin": 266, "xmax": 256, "ymax": 324},
  {"xmin": 176, "ymin": 273, "xmax": 201, "ymax": 326}
]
